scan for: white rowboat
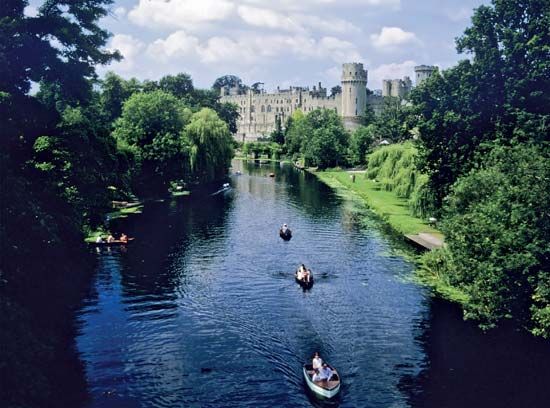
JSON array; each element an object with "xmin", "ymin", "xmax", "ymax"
[{"xmin": 303, "ymin": 363, "xmax": 341, "ymax": 399}]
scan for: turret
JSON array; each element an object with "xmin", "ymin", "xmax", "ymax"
[
  {"xmin": 341, "ymin": 63, "xmax": 368, "ymax": 122},
  {"xmin": 414, "ymin": 65, "xmax": 437, "ymax": 86}
]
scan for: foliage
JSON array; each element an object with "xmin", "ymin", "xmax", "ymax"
[
  {"xmin": 185, "ymin": 108, "xmax": 234, "ymax": 182},
  {"xmin": 212, "ymin": 74, "xmax": 247, "ymax": 93},
  {"xmin": 113, "ymin": 90, "xmax": 192, "ymax": 195},
  {"xmin": 284, "ymin": 109, "xmax": 307, "ymax": 156},
  {"xmin": 411, "ymin": 0, "xmax": 550, "ymax": 208},
  {"xmin": 159, "ymin": 73, "xmax": 194, "ymax": 98},
  {"xmin": 270, "ymin": 115, "xmax": 284, "ymax": 145},
  {"xmin": 435, "ymin": 144, "xmax": 550, "ymax": 333},
  {"xmin": 302, "ymin": 109, "xmax": 348, "ymax": 169},
  {"xmin": 365, "ymin": 142, "xmax": 433, "ymax": 217},
  {"xmin": 330, "ymin": 85, "xmax": 342, "ymax": 96},
  {"xmin": 348, "ymin": 125, "xmax": 375, "ymax": 166}
]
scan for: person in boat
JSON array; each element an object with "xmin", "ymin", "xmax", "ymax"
[
  {"xmin": 320, "ymin": 363, "xmax": 333, "ymax": 381},
  {"xmin": 312, "ymin": 352, "xmax": 323, "ymax": 371},
  {"xmin": 120, "ymin": 233, "xmax": 128, "ymax": 243},
  {"xmin": 312, "ymin": 368, "xmax": 324, "ymax": 382},
  {"xmin": 95, "ymin": 236, "xmax": 104, "ymax": 243},
  {"xmin": 296, "ymin": 268, "xmax": 305, "ymax": 281},
  {"xmin": 107, "ymin": 234, "xmax": 115, "ymax": 243},
  {"xmin": 281, "ymin": 223, "xmax": 289, "ymax": 233},
  {"xmin": 304, "ymin": 268, "xmax": 312, "ymax": 283}
]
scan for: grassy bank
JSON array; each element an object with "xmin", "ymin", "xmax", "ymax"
[
  {"xmin": 316, "ymin": 170, "xmax": 440, "ymax": 235},
  {"xmin": 314, "ymin": 169, "xmax": 468, "ymax": 305}
]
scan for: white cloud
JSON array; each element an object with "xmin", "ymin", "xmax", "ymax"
[
  {"xmin": 370, "ymin": 27, "xmax": 420, "ymax": 49},
  {"xmin": 128, "ymin": 0, "xmax": 235, "ymax": 30},
  {"xmin": 114, "ymin": 7, "xmax": 127, "ymax": 18},
  {"xmin": 24, "ymin": 5, "xmax": 38, "ymax": 17},
  {"xmin": 145, "ymin": 30, "xmax": 363, "ymax": 67},
  {"xmin": 147, "ymin": 31, "xmax": 200, "ymax": 60},
  {"xmin": 108, "ymin": 34, "xmax": 145, "ymax": 71},
  {"xmin": 243, "ymin": 0, "xmax": 400, "ymax": 12},
  {"xmin": 369, "ymin": 60, "xmax": 417, "ymax": 88},
  {"xmin": 237, "ymin": 5, "xmax": 303, "ymax": 32}
]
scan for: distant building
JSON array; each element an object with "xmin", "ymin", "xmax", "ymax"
[
  {"xmin": 381, "ymin": 76, "xmax": 413, "ymax": 98},
  {"xmin": 220, "ymin": 62, "xmax": 436, "ymax": 142},
  {"xmin": 221, "ymin": 62, "xmax": 386, "ymax": 142}
]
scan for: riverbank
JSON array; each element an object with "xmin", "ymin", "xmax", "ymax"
[{"xmin": 313, "ymin": 169, "xmax": 468, "ymax": 305}]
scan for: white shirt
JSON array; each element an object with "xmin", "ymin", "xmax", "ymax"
[{"xmin": 312, "ymin": 356, "xmax": 323, "ymax": 370}]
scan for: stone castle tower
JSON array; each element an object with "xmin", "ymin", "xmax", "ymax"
[
  {"xmin": 414, "ymin": 65, "xmax": 437, "ymax": 86},
  {"xmin": 341, "ymin": 63, "xmax": 368, "ymax": 129}
]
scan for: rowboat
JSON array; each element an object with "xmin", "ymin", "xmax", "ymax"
[
  {"xmin": 279, "ymin": 228, "xmax": 292, "ymax": 240},
  {"xmin": 303, "ymin": 363, "xmax": 341, "ymax": 399},
  {"xmin": 295, "ymin": 270, "xmax": 313, "ymax": 289}
]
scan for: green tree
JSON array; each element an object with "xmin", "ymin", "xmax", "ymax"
[
  {"xmin": 270, "ymin": 115, "xmax": 284, "ymax": 145},
  {"xmin": 159, "ymin": 73, "xmax": 194, "ymax": 99},
  {"xmin": 185, "ymin": 108, "xmax": 234, "ymax": 182},
  {"xmin": 302, "ymin": 109, "xmax": 348, "ymax": 169},
  {"xmin": 412, "ymin": 0, "xmax": 550, "ymax": 208},
  {"xmin": 284, "ymin": 110, "xmax": 307, "ymax": 157},
  {"xmin": 437, "ymin": 144, "xmax": 550, "ymax": 334},
  {"xmin": 113, "ymin": 90, "xmax": 192, "ymax": 195},
  {"xmin": 348, "ymin": 125, "xmax": 375, "ymax": 166},
  {"xmin": 212, "ymin": 75, "xmax": 246, "ymax": 93}
]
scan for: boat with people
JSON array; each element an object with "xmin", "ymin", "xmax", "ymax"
[
  {"xmin": 295, "ymin": 264, "xmax": 313, "ymax": 289},
  {"xmin": 90, "ymin": 237, "xmax": 134, "ymax": 246},
  {"xmin": 279, "ymin": 224, "xmax": 292, "ymax": 240},
  {"xmin": 303, "ymin": 354, "xmax": 341, "ymax": 399}
]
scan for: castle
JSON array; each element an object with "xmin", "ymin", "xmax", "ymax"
[{"xmin": 220, "ymin": 63, "xmax": 436, "ymax": 142}]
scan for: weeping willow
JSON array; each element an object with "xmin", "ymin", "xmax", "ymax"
[
  {"xmin": 185, "ymin": 108, "xmax": 234, "ymax": 182},
  {"xmin": 366, "ymin": 142, "xmax": 432, "ymax": 217}
]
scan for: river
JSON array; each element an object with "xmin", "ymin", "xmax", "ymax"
[{"xmin": 76, "ymin": 160, "xmax": 550, "ymax": 408}]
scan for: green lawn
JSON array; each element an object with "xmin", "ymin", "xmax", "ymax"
[{"xmin": 315, "ymin": 170, "xmax": 442, "ymax": 236}]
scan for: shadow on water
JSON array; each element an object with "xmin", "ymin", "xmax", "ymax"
[{"xmin": 399, "ymin": 298, "xmax": 550, "ymax": 408}]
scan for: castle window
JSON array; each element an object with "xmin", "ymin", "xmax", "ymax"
[
  {"xmin": 261, "ymin": 105, "xmax": 265, "ymax": 112},
  {"xmin": 355, "ymin": 109, "xmax": 357, "ymax": 115},
  {"xmin": 276, "ymin": 107, "xmax": 279, "ymax": 112},
  {"xmin": 296, "ymin": 99, "xmax": 298, "ymax": 103},
  {"xmin": 251, "ymin": 106, "xmax": 255, "ymax": 113},
  {"xmin": 267, "ymin": 105, "xmax": 271, "ymax": 112},
  {"xmin": 355, "ymin": 97, "xmax": 357, "ymax": 104}
]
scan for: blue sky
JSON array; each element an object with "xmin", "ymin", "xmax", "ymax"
[{"xmin": 29, "ymin": 0, "xmax": 490, "ymax": 91}]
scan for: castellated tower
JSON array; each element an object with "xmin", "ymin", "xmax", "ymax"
[
  {"xmin": 341, "ymin": 63, "xmax": 368, "ymax": 129},
  {"xmin": 414, "ymin": 65, "xmax": 437, "ymax": 86}
]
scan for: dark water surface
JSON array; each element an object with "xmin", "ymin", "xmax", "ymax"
[{"xmin": 76, "ymin": 161, "xmax": 550, "ymax": 408}]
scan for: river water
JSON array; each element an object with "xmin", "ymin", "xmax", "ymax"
[{"xmin": 76, "ymin": 160, "xmax": 550, "ymax": 408}]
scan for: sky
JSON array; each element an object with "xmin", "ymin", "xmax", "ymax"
[{"xmin": 28, "ymin": 0, "xmax": 490, "ymax": 91}]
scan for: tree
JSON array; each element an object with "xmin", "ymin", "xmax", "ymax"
[
  {"xmin": 438, "ymin": 144, "xmax": 550, "ymax": 334},
  {"xmin": 99, "ymin": 72, "xmax": 140, "ymax": 124},
  {"xmin": 284, "ymin": 110, "xmax": 307, "ymax": 156},
  {"xmin": 348, "ymin": 125, "xmax": 375, "ymax": 166},
  {"xmin": 159, "ymin": 73, "xmax": 194, "ymax": 99},
  {"xmin": 302, "ymin": 109, "xmax": 348, "ymax": 169},
  {"xmin": 212, "ymin": 75, "xmax": 246, "ymax": 93},
  {"xmin": 270, "ymin": 115, "xmax": 284, "ymax": 145},
  {"xmin": 412, "ymin": 0, "xmax": 550, "ymax": 208},
  {"xmin": 330, "ymin": 85, "xmax": 342, "ymax": 97},
  {"xmin": 113, "ymin": 90, "xmax": 192, "ymax": 195},
  {"xmin": 185, "ymin": 108, "xmax": 234, "ymax": 182}
]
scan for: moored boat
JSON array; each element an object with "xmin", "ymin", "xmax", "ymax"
[
  {"xmin": 90, "ymin": 238, "xmax": 134, "ymax": 246},
  {"xmin": 303, "ymin": 363, "xmax": 341, "ymax": 399}
]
